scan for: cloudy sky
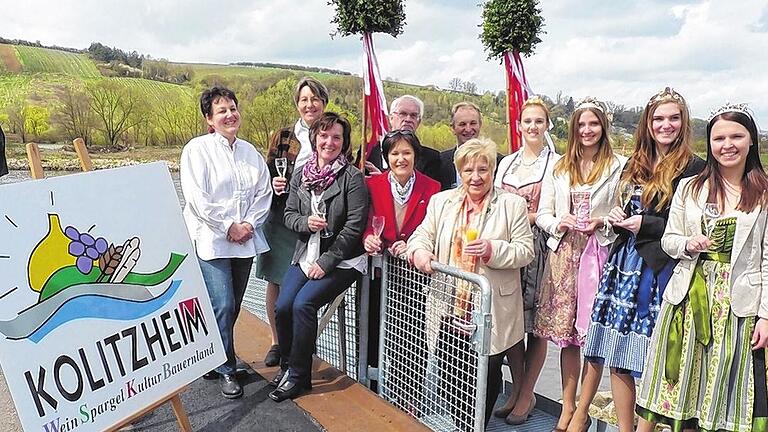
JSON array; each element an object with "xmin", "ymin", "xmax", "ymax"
[{"xmin": 4, "ymin": 0, "xmax": 768, "ymax": 125}]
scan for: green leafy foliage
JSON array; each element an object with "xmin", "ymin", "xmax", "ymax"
[
  {"xmin": 328, "ymin": 0, "xmax": 406, "ymax": 37},
  {"xmin": 480, "ymin": 0, "xmax": 545, "ymax": 59}
]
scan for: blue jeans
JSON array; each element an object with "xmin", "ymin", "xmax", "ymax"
[
  {"xmin": 198, "ymin": 256, "xmax": 253, "ymax": 375},
  {"xmin": 275, "ymin": 265, "xmax": 360, "ymax": 384}
]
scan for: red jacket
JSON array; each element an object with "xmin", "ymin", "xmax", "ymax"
[{"xmin": 363, "ymin": 170, "xmax": 441, "ymax": 247}]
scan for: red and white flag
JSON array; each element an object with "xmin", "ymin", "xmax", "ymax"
[
  {"xmin": 362, "ymin": 32, "xmax": 390, "ymax": 160},
  {"xmin": 504, "ymin": 51, "xmax": 534, "ymax": 154}
]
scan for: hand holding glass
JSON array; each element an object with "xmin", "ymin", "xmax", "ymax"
[
  {"xmin": 703, "ymin": 202, "xmax": 720, "ymax": 239},
  {"xmin": 274, "ymin": 158, "xmax": 288, "ymax": 195},
  {"xmin": 370, "ymin": 216, "xmax": 385, "ymax": 255},
  {"xmin": 312, "ymin": 192, "xmax": 333, "ymax": 239}
]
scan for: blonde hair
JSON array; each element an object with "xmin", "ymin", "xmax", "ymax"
[
  {"xmin": 520, "ymin": 97, "xmax": 550, "ymax": 123},
  {"xmin": 454, "ymin": 137, "xmax": 497, "ymax": 174}
]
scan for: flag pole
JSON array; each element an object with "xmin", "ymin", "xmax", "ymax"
[
  {"xmin": 504, "ymin": 52, "xmax": 512, "ymax": 154},
  {"xmin": 360, "ymin": 33, "xmax": 370, "ymax": 171}
]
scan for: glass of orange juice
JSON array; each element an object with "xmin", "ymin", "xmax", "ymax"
[{"xmin": 465, "ymin": 228, "xmax": 479, "ymax": 242}]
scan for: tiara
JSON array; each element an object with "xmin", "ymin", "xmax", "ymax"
[
  {"xmin": 523, "ymin": 95, "xmax": 545, "ymax": 105},
  {"xmin": 708, "ymin": 102, "xmax": 753, "ymax": 122},
  {"xmin": 575, "ymin": 96, "xmax": 605, "ymax": 113},
  {"xmin": 648, "ymin": 87, "xmax": 686, "ymax": 107}
]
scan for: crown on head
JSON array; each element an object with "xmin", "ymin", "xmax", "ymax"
[
  {"xmin": 708, "ymin": 102, "xmax": 753, "ymax": 122},
  {"xmin": 647, "ymin": 87, "xmax": 686, "ymax": 107},
  {"xmin": 524, "ymin": 95, "xmax": 545, "ymax": 105},
  {"xmin": 575, "ymin": 96, "xmax": 605, "ymax": 113}
]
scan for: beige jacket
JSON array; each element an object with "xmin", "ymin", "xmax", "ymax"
[
  {"xmin": 661, "ymin": 177, "xmax": 768, "ymax": 319},
  {"xmin": 407, "ymin": 187, "xmax": 535, "ymax": 355},
  {"xmin": 536, "ymin": 154, "xmax": 627, "ymax": 251}
]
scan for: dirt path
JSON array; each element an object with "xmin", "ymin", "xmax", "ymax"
[{"xmin": 0, "ymin": 44, "xmax": 23, "ymax": 72}]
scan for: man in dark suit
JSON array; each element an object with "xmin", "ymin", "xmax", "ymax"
[
  {"xmin": 365, "ymin": 95, "xmax": 441, "ymax": 180},
  {"xmin": 438, "ymin": 102, "xmax": 504, "ymax": 190},
  {"xmin": 0, "ymin": 124, "xmax": 8, "ymax": 178}
]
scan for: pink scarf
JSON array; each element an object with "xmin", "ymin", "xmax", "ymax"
[{"xmin": 301, "ymin": 152, "xmax": 348, "ymax": 192}]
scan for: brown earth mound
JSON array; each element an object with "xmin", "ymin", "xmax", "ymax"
[{"xmin": 0, "ymin": 44, "xmax": 22, "ymax": 72}]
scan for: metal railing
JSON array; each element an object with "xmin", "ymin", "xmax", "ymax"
[
  {"xmin": 375, "ymin": 254, "xmax": 492, "ymax": 432},
  {"xmin": 242, "ymin": 254, "xmax": 493, "ymax": 432}
]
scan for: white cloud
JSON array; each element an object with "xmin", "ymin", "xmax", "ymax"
[{"xmin": 1, "ymin": 0, "xmax": 766, "ymax": 125}]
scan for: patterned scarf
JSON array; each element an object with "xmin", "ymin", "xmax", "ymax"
[
  {"xmin": 301, "ymin": 151, "xmax": 348, "ymax": 192},
  {"xmin": 388, "ymin": 171, "xmax": 416, "ymax": 206},
  {"xmin": 449, "ymin": 191, "xmax": 490, "ymax": 318}
]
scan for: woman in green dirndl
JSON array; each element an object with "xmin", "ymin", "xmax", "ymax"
[{"xmin": 636, "ymin": 105, "xmax": 768, "ymax": 432}]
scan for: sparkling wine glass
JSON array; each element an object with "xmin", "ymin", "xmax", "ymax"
[
  {"xmin": 703, "ymin": 202, "xmax": 721, "ymax": 239},
  {"xmin": 571, "ymin": 191, "xmax": 592, "ymax": 230},
  {"xmin": 275, "ymin": 158, "xmax": 288, "ymax": 195},
  {"xmin": 312, "ymin": 191, "xmax": 333, "ymax": 238},
  {"xmin": 370, "ymin": 216, "xmax": 385, "ymax": 255},
  {"xmin": 619, "ymin": 183, "xmax": 634, "ymax": 211},
  {"xmin": 275, "ymin": 158, "xmax": 287, "ymax": 177}
]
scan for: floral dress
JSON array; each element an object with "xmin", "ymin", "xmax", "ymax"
[
  {"xmin": 583, "ymin": 193, "xmax": 675, "ymax": 376},
  {"xmin": 637, "ymin": 217, "xmax": 768, "ymax": 432}
]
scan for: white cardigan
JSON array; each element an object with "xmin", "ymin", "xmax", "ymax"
[
  {"xmin": 536, "ymin": 154, "xmax": 627, "ymax": 251},
  {"xmin": 661, "ymin": 177, "xmax": 768, "ymax": 319}
]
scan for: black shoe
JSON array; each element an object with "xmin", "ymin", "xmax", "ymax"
[
  {"xmin": 269, "ymin": 368, "xmax": 289, "ymax": 388},
  {"xmin": 202, "ymin": 370, "xmax": 219, "ymax": 380},
  {"xmin": 264, "ymin": 344, "xmax": 281, "ymax": 367},
  {"xmin": 220, "ymin": 374, "xmax": 243, "ymax": 399},
  {"xmin": 268, "ymin": 379, "xmax": 311, "ymax": 402}
]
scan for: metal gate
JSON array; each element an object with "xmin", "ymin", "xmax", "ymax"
[{"xmin": 375, "ymin": 254, "xmax": 492, "ymax": 432}]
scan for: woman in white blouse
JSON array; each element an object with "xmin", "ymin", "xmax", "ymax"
[
  {"xmin": 534, "ymin": 98, "xmax": 626, "ymax": 431},
  {"xmin": 492, "ymin": 97, "xmax": 559, "ymax": 425},
  {"xmin": 180, "ymin": 86, "xmax": 272, "ymax": 399}
]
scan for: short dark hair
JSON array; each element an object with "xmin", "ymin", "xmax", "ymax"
[
  {"xmin": 294, "ymin": 77, "xmax": 329, "ymax": 107},
  {"xmin": 309, "ymin": 112, "xmax": 352, "ymax": 155},
  {"xmin": 381, "ymin": 129, "xmax": 422, "ymax": 164},
  {"xmin": 200, "ymin": 87, "xmax": 238, "ymax": 117}
]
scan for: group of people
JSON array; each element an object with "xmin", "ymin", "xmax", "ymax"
[{"xmin": 179, "ymin": 78, "xmax": 768, "ymax": 432}]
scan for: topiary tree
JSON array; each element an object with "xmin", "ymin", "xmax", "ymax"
[
  {"xmin": 328, "ymin": 0, "xmax": 406, "ymax": 37},
  {"xmin": 480, "ymin": 0, "xmax": 544, "ymax": 60}
]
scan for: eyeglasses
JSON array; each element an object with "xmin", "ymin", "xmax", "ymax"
[
  {"xmin": 384, "ymin": 129, "xmax": 416, "ymax": 140},
  {"xmin": 392, "ymin": 111, "xmax": 421, "ymax": 120}
]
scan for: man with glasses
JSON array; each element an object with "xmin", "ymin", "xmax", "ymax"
[{"xmin": 365, "ymin": 95, "xmax": 440, "ymax": 181}]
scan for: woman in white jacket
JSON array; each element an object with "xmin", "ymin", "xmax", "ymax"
[
  {"xmin": 534, "ymin": 98, "xmax": 626, "ymax": 431},
  {"xmin": 636, "ymin": 105, "xmax": 768, "ymax": 432}
]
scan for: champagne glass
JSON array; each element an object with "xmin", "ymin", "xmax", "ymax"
[
  {"xmin": 370, "ymin": 216, "xmax": 385, "ymax": 255},
  {"xmin": 571, "ymin": 191, "xmax": 592, "ymax": 230},
  {"xmin": 312, "ymin": 191, "xmax": 333, "ymax": 238},
  {"xmin": 703, "ymin": 202, "xmax": 721, "ymax": 239},
  {"xmin": 619, "ymin": 183, "xmax": 634, "ymax": 211},
  {"xmin": 275, "ymin": 158, "xmax": 288, "ymax": 195}
]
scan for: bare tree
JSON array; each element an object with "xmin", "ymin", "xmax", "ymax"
[
  {"xmin": 463, "ymin": 81, "xmax": 478, "ymax": 94},
  {"xmin": 52, "ymin": 85, "xmax": 96, "ymax": 146},
  {"xmin": 448, "ymin": 77, "xmax": 463, "ymax": 91},
  {"xmin": 87, "ymin": 81, "xmax": 141, "ymax": 149}
]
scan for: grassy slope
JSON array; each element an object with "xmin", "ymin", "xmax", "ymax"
[{"xmin": 15, "ymin": 45, "xmax": 100, "ymax": 77}]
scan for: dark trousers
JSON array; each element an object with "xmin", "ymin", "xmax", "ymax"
[
  {"xmin": 197, "ymin": 257, "xmax": 253, "ymax": 374},
  {"xmin": 436, "ymin": 318, "xmax": 504, "ymax": 431},
  {"xmin": 275, "ymin": 264, "xmax": 360, "ymax": 384}
]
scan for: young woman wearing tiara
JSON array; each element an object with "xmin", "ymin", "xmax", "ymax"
[
  {"xmin": 534, "ymin": 97, "xmax": 627, "ymax": 431},
  {"xmin": 492, "ymin": 96, "xmax": 559, "ymax": 425},
  {"xmin": 569, "ymin": 88, "xmax": 705, "ymax": 432},
  {"xmin": 635, "ymin": 104, "xmax": 768, "ymax": 432}
]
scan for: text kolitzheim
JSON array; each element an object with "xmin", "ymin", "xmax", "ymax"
[{"xmin": 24, "ymin": 297, "xmax": 210, "ymax": 419}]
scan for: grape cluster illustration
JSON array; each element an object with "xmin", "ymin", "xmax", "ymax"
[{"xmin": 64, "ymin": 226, "xmax": 109, "ymax": 274}]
